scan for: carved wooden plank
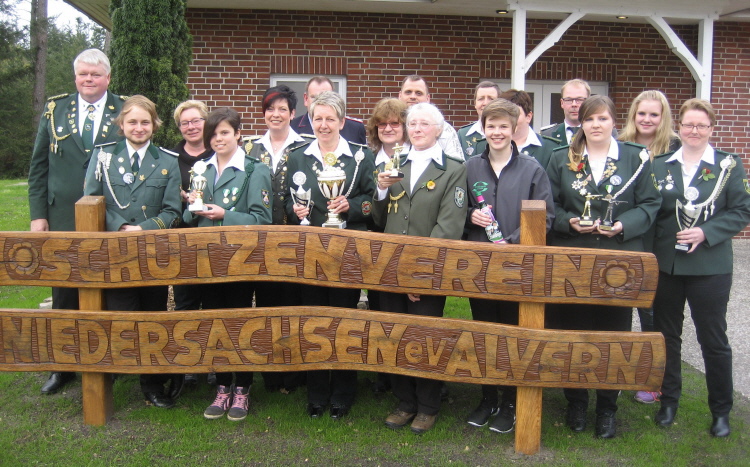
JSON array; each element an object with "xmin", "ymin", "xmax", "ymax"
[
  {"xmin": 0, "ymin": 226, "xmax": 658, "ymax": 307},
  {"xmin": 0, "ymin": 307, "xmax": 665, "ymax": 391}
]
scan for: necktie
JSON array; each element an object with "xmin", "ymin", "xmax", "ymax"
[
  {"xmin": 82, "ymin": 104, "xmax": 96, "ymax": 153},
  {"xmin": 131, "ymin": 153, "xmax": 140, "ymax": 176}
]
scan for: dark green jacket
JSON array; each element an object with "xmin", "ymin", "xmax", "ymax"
[
  {"xmin": 540, "ymin": 122, "xmax": 569, "ymax": 147},
  {"xmin": 652, "ymin": 149, "xmax": 750, "ymax": 275},
  {"xmin": 28, "ymin": 92, "xmax": 126, "ymax": 230},
  {"xmin": 546, "ymin": 141, "xmax": 661, "ymax": 251},
  {"xmin": 84, "ymin": 141, "xmax": 181, "ymax": 232},
  {"xmin": 520, "ymin": 133, "xmax": 559, "ymax": 169},
  {"xmin": 457, "ymin": 122, "xmax": 486, "ymax": 160}
]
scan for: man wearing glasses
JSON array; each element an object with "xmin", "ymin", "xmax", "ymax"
[{"xmin": 541, "ymin": 79, "xmax": 591, "ymax": 146}]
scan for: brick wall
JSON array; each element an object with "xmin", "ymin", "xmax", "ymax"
[{"xmin": 186, "ymin": 9, "xmax": 750, "ymax": 237}]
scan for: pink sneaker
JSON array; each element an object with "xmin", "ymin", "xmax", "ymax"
[
  {"xmin": 634, "ymin": 391, "xmax": 661, "ymax": 404},
  {"xmin": 204, "ymin": 385, "xmax": 232, "ymax": 419},
  {"xmin": 227, "ymin": 386, "xmax": 250, "ymax": 421}
]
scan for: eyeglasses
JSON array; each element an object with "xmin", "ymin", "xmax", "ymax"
[
  {"xmin": 377, "ymin": 121, "xmax": 402, "ymax": 130},
  {"xmin": 178, "ymin": 118, "xmax": 205, "ymax": 129},
  {"xmin": 562, "ymin": 98, "xmax": 587, "ymax": 104},
  {"xmin": 680, "ymin": 123, "xmax": 711, "ymax": 132},
  {"xmin": 407, "ymin": 121, "xmax": 438, "ymax": 129}
]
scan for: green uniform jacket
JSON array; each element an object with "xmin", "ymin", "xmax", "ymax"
[
  {"xmin": 84, "ymin": 141, "xmax": 181, "ymax": 232},
  {"xmin": 183, "ymin": 153, "xmax": 272, "ymax": 227},
  {"xmin": 521, "ymin": 134, "xmax": 560, "ymax": 169},
  {"xmin": 457, "ymin": 122, "xmax": 486, "ymax": 160},
  {"xmin": 372, "ymin": 151, "xmax": 467, "ymax": 239},
  {"xmin": 246, "ymin": 136, "xmax": 312, "ymax": 226},
  {"xmin": 540, "ymin": 122, "xmax": 568, "ymax": 147},
  {"xmin": 28, "ymin": 92, "xmax": 126, "ymax": 231},
  {"xmin": 546, "ymin": 141, "xmax": 661, "ymax": 251},
  {"xmin": 652, "ymin": 149, "xmax": 750, "ymax": 275},
  {"xmin": 284, "ymin": 140, "xmax": 376, "ymax": 231}
]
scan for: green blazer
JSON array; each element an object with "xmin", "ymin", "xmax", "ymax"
[
  {"xmin": 372, "ymin": 151, "xmax": 467, "ymax": 240},
  {"xmin": 652, "ymin": 149, "xmax": 750, "ymax": 275},
  {"xmin": 521, "ymin": 133, "xmax": 559, "ymax": 169},
  {"xmin": 284, "ymin": 140, "xmax": 376, "ymax": 231},
  {"xmin": 28, "ymin": 92, "xmax": 126, "ymax": 231},
  {"xmin": 183, "ymin": 153, "xmax": 273, "ymax": 227},
  {"xmin": 457, "ymin": 122, "xmax": 487, "ymax": 159},
  {"xmin": 546, "ymin": 141, "xmax": 661, "ymax": 251},
  {"xmin": 540, "ymin": 122, "xmax": 568, "ymax": 147},
  {"xmin": 84, "ymin": 141, "xmax": 182, "ymax": 232}
]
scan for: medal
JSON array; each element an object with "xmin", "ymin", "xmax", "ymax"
[
  {"xmin": 610, "ymin": 175, "xmax": 622, "ymax": 186},
  {"xmin": 223, "ymin": 198, "xmax": 230, "ymax": 204},
  {"xmin": 466, "ymin": 146, "xmax": 474, "ymax": 156},
  {"xmin": 119, "ymin": 166, "xmax": 125, "ymax": 175},
  {"xmin": 684, "ymin": 187, "xmax": 699, "ymax": 203},
  {"xmin": 57, "ymin": 126, "xmax": 63, "ymax": 133},
  {"xmin": 292, "ymin": 171, "xmax": 306, "ymax": 187},
  {"xmin": 123, "ymin": 173, "xmax": 134, "ymax": 184},
  {"xmin": 354, "ymin": 149, "xmax": 365, "ymax": 162},
  {"xmin": 118, "ymin": 157, "xmax": 124, "ymax": 163}
]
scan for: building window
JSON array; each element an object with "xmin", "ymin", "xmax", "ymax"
[
  {"xmin": 493, "ymin": 80, "xmax": 609, "ymax": 131},
  {"xmin": 270, "ymin": 74, "xmax": 348, "ymax": 116}
]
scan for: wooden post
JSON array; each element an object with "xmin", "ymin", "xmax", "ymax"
[
  {"xmin": 515, "ymin": 200, "xmax": 548, "ymax": 455},
  {"xmin": 75, "ymin": 196, "xmax": 112, "ymax": 426}
]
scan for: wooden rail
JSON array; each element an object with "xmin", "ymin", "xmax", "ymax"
[{"xmin": 0, "ymin": 197, "xmax": 664, "ymax": 454}]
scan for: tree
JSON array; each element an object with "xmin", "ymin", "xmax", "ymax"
[
  {"xmin": 109, "ymin": 0, "xmax": 192, "ymax": 147},
  {"xmin": 30, "ymin": 0, "xmax": 48, "ymax": 128}
]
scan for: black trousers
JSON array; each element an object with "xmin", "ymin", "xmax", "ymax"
[
  {"xmin": 302, "ymin": 284, "xmax": 361, "ymax": 406},
  {"xmin": 470, "ymin": 298, "xmax": 519, "ymax": 405},
  {"xmin": 105, "ymin": 286, "xmax": 170, "ymax": 393},
  {"xmin": 548, "ymin": 303, "xmax": 632, "ymax": 415},
  {"xmin": 654, "ymin": 272, "xmax": 733, "ymax": 416},
  {"xmin": 381, "ymin": 292, "xmax": 445, "ymax": 416}
]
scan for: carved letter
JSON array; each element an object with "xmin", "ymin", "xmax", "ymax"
[
  {"xmin": 440, "ymin": 249, "xmax": 484, "ymax": 293},
  {"xmin": 264, "ymin": 231, "xmax": 302, "ymax": 278},
  {"xmin": 39, "ymin": 239, "xmax": 73, "ymax": 281},
  {"xmin": 50, "ymin": 318, "xmax": 78, "ymax": 364},
  {"xmin": 111, "ymin": 321, "xmax": 138, "ymax": 366},
  {"xmin": 550, "ymin": 254, "xmax": 596, "ymax": 298},
  {"xmin": 606, "ymin": 342, "xmax": 645, "ymax": 385},
  {"xmin": 137, "ymin": 322, "xmax": 170, "ymax": 366},
  {"xmin": 426, "ymin": 337, "xmax": 447, "ymax": 366},
  {"xmin": 507, "ymin": 338, "xmax": 541, "ymax": 380},
  {"xmin": 444, "ymin": 331, "xmax": 482, "ymax": 377},
  {"xmin": 354, "ymin": 239, "xmax": 400, "ymax": 285},
  {"xmin": 239, "ymin": 317, "xmax": 270, "ymax": 364},
  {"xmin": 144, "ymin": 233, "xmax": 181, "ymax": 280},
  {"xmin": 225, "ymin": 231, "xmax": 262, "ymax": 276},
  {"xmin": 485, "ymin": 252, "xmax": 528, "ymax": 296},
  {"xmin": 538, "ymin": 341, "xmax": 569, "ymax": 383},
  {"xmin": 302, "ymin": 317, "xmax": 333, "ymax": 363},
  {"xmin": 184, "ymin": 232, "xmax": 222, "ymax": 278},
  {"xmin": 405, "ymin": 341, "xmax": 423, "ymax": 364},
  {"xmin": 397, "ymin": 245, "xmax": 441, "ymax": 289},
  {"xmin": 484, "ymin": 334, "xmax": 510, "ymax": 379},
  {"xmin": 569, "ymin": 342, "xmax": 602, "ymax": 384},
  {"xmin": 78, "ymin": 320, "xmax": 109, "ymax": 365},
  {"xmin": 302, "ymin": 233, "xmax": 349, "ymax": 282},
  {"xmin": 334, "ymin": 318, "xmax": 366, "ymax": 364},
  {"xmin": 173, "ymin": 320, "xmax": 203, "ymax": 366},
  {"xmin": 202, "ymin": 319, "xmax": 244, "ymax": 365},
  {"xmin": 78, "ymin": 238, "xmax": 106, "ymax": 282},
  {"xmin": 366, "ymin": 322, "xmax": 407, "ymax": 366},
  {"xmin": 2, "ymin": 317, "xmax": 34, "ymax": 363},
  {"xmin": 108, "ymin": 237, "xmax": 142, "ymax": 282}
]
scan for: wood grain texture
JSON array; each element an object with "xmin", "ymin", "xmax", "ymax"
[
  {"xmin": 0, "ymin": 307, "xmax": 665, "ymax": 391},
  {"xmin": 0, "ymin": 225, "xmax": 658, "ymax": 307}
]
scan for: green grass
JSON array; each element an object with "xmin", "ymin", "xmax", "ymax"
[{"xmin": 1, "ymin": 178, "xmax": 749, "ymax": 465}]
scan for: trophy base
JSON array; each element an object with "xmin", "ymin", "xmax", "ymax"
[
  {"xmin": 579, "ymin": 218, "xmax": 594, "ymax": 227},
  {"xmin": 388, "ymin": 171, "xmax": 405, "ymax": 179},
  {"xmin": 599, "ymin": 224, "xmax": 614, "ymax": 231},
  {"xmin": 189, "ymin": 203, "xmax": 206, "ymax": 212},
  {"xmin": 675, "ymin": 243, "xmax": 690, "ymax": 252},
  {"xmin": 322, "ymin": 220, "xmax": 347, "ymax": 229}
]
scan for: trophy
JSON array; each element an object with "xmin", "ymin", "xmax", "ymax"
[
  {"xmin": 600, "ymin": 199, "xmax": 627, "ymax": 231},
  {"xmin": 317, "ymin": 153, "xmax": 348, "ymax": 229},
  {"xmin": 579, "ymin": 193, "xmax": 602, "ymax": 227},
  {"xmin": 675, "ymin": 187, "xmax": 701, "ymax": 251},
  {"xmin": 290, "ymin": 171, "xmax": 314, "ymax": 226},
  {"xmin": 188, "ymin": 161, "xmax": 208, "ymax": 212},
  {"xmin": 387, "ymin": 144, "xmax": 405, "ymax": 178}
]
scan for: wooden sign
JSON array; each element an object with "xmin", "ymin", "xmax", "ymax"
[
  {"xmin": 0, "ymin": 226, "xmax": 657, "ymax": 307},
  {"xmin": 0, "ymin": 307, "xmax": 664, "ymax": 391}
]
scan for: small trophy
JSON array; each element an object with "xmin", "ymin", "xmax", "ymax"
[
  {"xmin": 318, "ymin": 153, "xmax": 348, "ymax": 229},
  {"xmin": 579, "ymin": 193, "xmax": 602, "ymax": 227},
  {"xmin": 600, "ymin": 199, "xmax": 627, "ymax": 231},
  {"xmin": 290, "ymin": 171, "xmax": 314, "ymax": 226},
  {"xmin": 675, "ymin": 187, "xmax": 701, "ymax": 251},
  {"xmin": 188, "ymin": 161, "xmax": 208, "ymax": 212},
  {"xmin": 387, "ymin": 144, "xmax": 405, "ymax": 179}
]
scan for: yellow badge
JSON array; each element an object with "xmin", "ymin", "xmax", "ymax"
[
  {"xmin": 139, "ymin": 175, "xmax": 145, "ymax": 181},
  {"xmin": 323, "ymin": 152, "xmax": 338, "ymax": 167},
  {"xmin": 244, "ymin": 141, "xmax": 253, "ymax": 153},
  {"xmin": 426, "ymin": 180, "xmax": 436, "ymax": 190},
  {"xmin": 161, "ymin": 169, "xmax": 168, "ymax": 175}
]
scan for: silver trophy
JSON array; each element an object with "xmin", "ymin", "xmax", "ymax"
[
  {"xmin": 188, "ymin": 160, "xmax": 208, "ymax": 212},
  {"xmin": 387, "ymin": 144, "xmax": 405, "ymax": 178},
  {"xmin": 600, "ymin": 199, "xmax": 627, "ymax": 231},
  {"xmin": 675, "ymin": 187, "xmax": 701, "ymax": 251},
  {"xmin": 290, "ymin": 171, "xmax": 314, "ymax": 226},
  {"xmin": 318, "ymin": 152, "xmax": 348, "ymax": 228}
]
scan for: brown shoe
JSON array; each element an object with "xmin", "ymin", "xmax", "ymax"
[
  {"xmin": 410, "ymin": 413, "xmax": 437, "ymax": 434},
  {"xmin": 385, "ymin": 409, "xmax": 416, "ymax": 429}
]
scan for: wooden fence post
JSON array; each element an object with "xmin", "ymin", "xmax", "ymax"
[
  {"xmin": 75, "ymin": 196, "xmax": 112, "ymax": 426},
  {"xmin": 515, "ymin": 200, "xmax": 548, "ymax": 455}
]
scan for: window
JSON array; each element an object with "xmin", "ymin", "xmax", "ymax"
[{"xmin": 270, "ymin": 74, "xmax": 348, "ymax": 116}]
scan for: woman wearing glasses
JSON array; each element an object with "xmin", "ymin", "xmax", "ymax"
[
  {"xmin": 651, "ymin": 99, "xmax": 750, "ymax": 437},
  {"xmin": 372, "ymin": 102, "xmax": 467, "ymax": 434}
]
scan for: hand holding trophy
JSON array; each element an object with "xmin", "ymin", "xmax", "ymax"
[
  {"xmin": 188, "ymin": 161, "xmax": 208, "ymax": 212},
  {"xmin": 387, "ymin": 144, "xmax": 405, "ymax": 179}
]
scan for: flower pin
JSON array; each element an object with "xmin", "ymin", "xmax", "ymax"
[
  {"xmin": 426, "ymin": 180, "xmax": 436, "ymax": 190},
  {"xmin": 700, "ymin": 168, "xmax": 715, "ymax": 181}
]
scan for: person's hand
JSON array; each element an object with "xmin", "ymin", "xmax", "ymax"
[
  {"xmin": 181, "ymin": 189, "xmax": 190, "ymax": 202},
  {"xmin": 569, "ymin": 217, "xmax": 599, "ymax": 234},
  {"xmin": 377, "ymin": 172, "xmax": 402, "ymax": 190},
  {"xmin": 187, "ymin": 191, "xmax": 197, "ymax": 204},
  {"xmin": 471, "ymin": 207, "xmax": 493, "ymax": 227},
  {"xmin": 119, "ymin": 225, "xmax": 142, "ymax": 231},
  {"xmin": 195, "ymin": 204, "xmax": 225, "ymax": 221},
  {"xmin": 30, "ymin": 219, "xmax": 49, "ymax": 232},
  {"xmin": 407, "ymin": 293, "xmax": 420, "ymax": 302},
  {"xmin": 293, "ymin": 203, "xmax": 310, "ymax": 221},
  {"xmin": 676, "ymin": 227, "xmax": 706, "ymax": 253},
  {"xmin": 328, "ymin": 196, "xmax": 350, "ymax": 214},
  {"xmin": 596, "ymin": 221, "xmax": 623, "ymax": 237}
]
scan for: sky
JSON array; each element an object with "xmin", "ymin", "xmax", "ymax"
[{"xmin": 11, "ymin": 0, "xmax": 94, "ymax": 28}]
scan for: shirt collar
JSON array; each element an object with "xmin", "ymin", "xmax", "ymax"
[
  {"xmin": 206, "ymin": 147, "xmax": 246, "ymax": 172},
  {"xmin": 583, "ymin": 137, "xmax": 619, "ymax": 161},
  {"xmin": 259, "ymin": 129, "xmax": 305, "ymax": 154},
  {"xmin": 78, "ymin": 93, "xmax": 107, "ymax": 112},
  {"xmin": 466, "ymin": 120, "xmax": 484, "ymax": 137},
  {"xmin": 304, "ymin": 136, "xmax": 353, "ymax": 163},
  {"xmin": 666, "ymin": 144, "xmax": 715, "ymax": 165},
  {"xmin": 519, "ymin": 131, "xmax": 542, "ymax": 151},
  {"xmin": 125, "ymin": 140, "xmax": 150, "ymax": 160},
  {"xmin": 407, "ymin": 143, "xmax": 443, "ymax": 165}
]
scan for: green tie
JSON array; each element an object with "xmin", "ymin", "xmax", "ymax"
[
  {"xmin": 131, "ymin": 153, "xmax": 140, "ymax": 176},
  {"xmin": 82, "ymin": 104, "xmax": 96, "ymax": 153}
]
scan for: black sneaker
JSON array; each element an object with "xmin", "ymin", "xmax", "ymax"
[
  {"xmin": 466, "ymin": 398, "xmax": 499, "ymax": 427},
  {"xmin": 489, "ymin": 401, "xmax": 516, "ymax": 433}
]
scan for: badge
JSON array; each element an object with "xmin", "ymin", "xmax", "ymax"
[
  {"xmin": 362, "ymin": 200, "xmax": 372, "ymax": 215},
  {"xmin": 161, "ymin": 169, "xmax": 168, "ymax": 175},
  {"xmin": 72, "ymin": 129, "xmax": 78, "ymax": 134},
  {"xmin": 123, "ymin": 173, "xmax": 134, "ymax": 184},
  {"xmin": 57, "ymin": 126, "xmax": 63, "ymax": 133},
  {"xmin": 664, "ymin": 172, "xmax": 674, "ymax": 191},
  {"xmin": 355, "ymin": 149, "xmax": 365, "ymax": 163},
  {"xmin": 108, "ymin": 105, "xmax": 115, "ymax": 110},
  {"xmin": 262, "ymin": 189, "xmax": 270, "ymax": 208},
  {"xmin": 466, "ymin": 147, "xmax": 474, "ymax": 156},
  {"xmin": 744, "ymin": 179, "xmax": 750, "ymax": 195},
  {"xmin": 139, "ymin": 175, "xmax": 145, "ymax": 181},
  {"xmin": 68, "ymin": 119, "xmax": 75, "ymax": 125},
  {"xmin": 118, "ymin": 157, "xmax": 124, "ymax": 163},
  {"xmin": 244, "ymin": 141, "xmax": 253, "ymax": 153},
  {"xmin": 292, "ymin": 171, "xmax": 306, "ymax": 187},
  {"xmin": 454, "ymin": 187, "xmax": 465, "ymax": 208},
  {"xmin": 639, "ymin": 148, "xmax": 650, "ymax": 163},
  {"xmin": 323, "ymin": 152, "xmax": 338, "ymax": 167},
  {"xmin": 118, "ymin": 166, "xmax": 125, "ymax": 175},
  {"xmin": 684, "ymin": 187, "xmax": 700, "ymax": 202},
  {"xmin": 84, "ymin": 124, "xmax": 92, "ymax": 131},
  {"xmin": 720, "ymin": 156, "xmax": 735, "ymax": 170},
  {"xmin": 610, "ymin": 175, "xmax": 622, "ymax": 186},
  {"xmin": 223, "ymin": 198, "xmax": 230, "ymax": 204},
  {"xmin": 426, "ymin": 180, "xmax": 436, "ymax": 190}
]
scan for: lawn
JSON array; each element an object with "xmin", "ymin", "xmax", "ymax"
[{"xmin": 0, "ymin": 179, "xmax": 748, "ymax": 466}]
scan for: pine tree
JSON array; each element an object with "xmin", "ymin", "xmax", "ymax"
[{"xmin": 109, "ymin": 0, "xmax": 192, "ymax": 147}]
